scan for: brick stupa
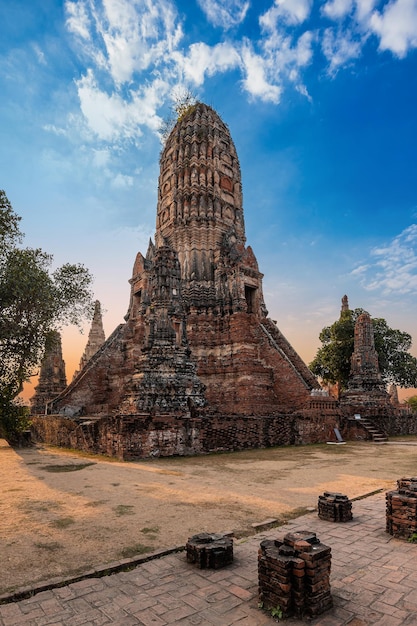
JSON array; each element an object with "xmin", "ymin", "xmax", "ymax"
[
  {"xmin": 49, "ymin": 103, "xmax": 320, "ymax": 431},
  {"xmin": 72, "ymin": 300, "xmax": 106, "ymax": 380},
  {"xmin": 31, "ymin": 331, "xmax": 67, "ymax": 415}
]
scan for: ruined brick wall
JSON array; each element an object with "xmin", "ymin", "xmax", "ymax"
[
  {"xmin": 31, "ymin": 412, "xmax": 337, "ymax": 460},
  {"xmin": 373, "ymin": 411, "xmax": 417, "ymax": 436},
  {"xmin": 31, "ymin": 415, "xmax": 78, "ymax": 448}
]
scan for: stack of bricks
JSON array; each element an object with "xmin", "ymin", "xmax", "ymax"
[
  {"xmin": 386, "ymin": 477, "xmax": 417, "ymax": 539},
  {"xmin": 258, "ymin": 531, "xmax": 333, "ymax": 619},
  {"xmin": 186, "ymin": 532, "xmax": 233, "ymax": 569},
  {"xmin": 318, "ymin": 491, "xmax": 352, "ymax": 522}
]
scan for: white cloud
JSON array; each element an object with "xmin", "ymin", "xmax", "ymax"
[
  {"xmin": 322, "ymin": 27, "xmax": 362, "ymax": 73},
  {"xmin": 296, "ymin": 83, "xmax": 312, "ymax": 101},
  {"xmin": 175, "ymin": 41, "xmax": 241, "ymax": 86},
  {"xmin": 66, "ymin": 0, "xmax": 183, "ymax": 86},
  {"xmin": 92, "ymin": 148, "xmax": 111, "ymax": 167},
  {"xmin": 260, "ymin": 0, "xmax": 313, "ymax": 29},
  {"xmin": 33, "ymin": 44, "xmax": 47, "ymax": 65},
  {"xmin": 241, "ymin": 43, "xmax": 282, "ymax": 102},
  {"xmin": 63, "ymin": 0, "xmax": 417, "ymax": 141},
  {"xmin": 75, "ymin": 69, "xmax": 166, "ymax": 141},
  {"xmin": 322, "ymin": 0, "xmax": 354, "ymax": 20},
  {"xmin": 65, "ymin": 0, "xmax": 91, "ymax": 40},
  {"xmin": 100, "ymin": 0, "xmax": 182, "ymax": 84},
  {"xmin": 356, "ymin": 0, "xmax": 377, "ymax": 22},
  {"xmin": 353, "ymin": 225, "xmax": 417, "ymax": 295},
  {"xmin": 321, "ymin": 0, "xmax": 417, "ymax": 70},
  {"xmin": 196, "ymin": 0, "xmax": 250, "ymax": 29},
  {"xmin": 76, "ymin": 70, "xmax": 130, "ymax": 140},
  {"xmin": 111, "ymin": 173, "xmax": 134, "ymax": 188},
  {"xmin": 370, "ymin": 0, "xmax": 417, "ymax": 58},
  {"xmin": 43, "ymin": 124, "xmax": 69, "ymax": 137}
]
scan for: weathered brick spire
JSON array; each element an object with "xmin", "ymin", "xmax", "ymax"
[
  {"xmin": 350, "ymin": 312, "xmax": 381, "ymax": 384},
  {"xmin": 341, "ymin": 294, "xmax": 349, "ymax": 314},
  {"xmin": 342, "ymin": 310, "xmax": 389, "ymax": 406},
  {"xmin": 31, "ymin": 331, "xmax": 67, "ymax": 414},
  {"xmin": 78, "ymin": 300, "xmax": 106, "ymax": 371}
]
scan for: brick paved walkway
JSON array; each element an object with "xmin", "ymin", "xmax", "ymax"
[{"xmin": 1, "ymin": 492, "xmax": 417, "ymax": 625}]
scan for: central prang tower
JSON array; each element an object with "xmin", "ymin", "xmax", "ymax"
[
  {"xmin": 155, "ymin": 103, "xmax": 263, "ymax": 316},
  {"xmin": 51, "ymin": 103, "xmax": 319, "ymax": 422}
]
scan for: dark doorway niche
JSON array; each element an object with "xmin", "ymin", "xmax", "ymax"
[{"xmin": 245, "ymin": 285, "xmax": 256, "ymax": 313}]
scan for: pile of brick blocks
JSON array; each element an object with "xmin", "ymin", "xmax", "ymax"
[
  {"xmin": 318, "ymin": 491, "xmax": 352, "ymax": 522},
  {"xmin": 186, "ymin": 532, "xmax": 233, "ymax": 569},
  {"xmin": 386, "ymin": 477, "xmax": 417, "ymax": 539},
  {"xmin": 258, "ymin": 531, "xmax": 333, "ymax": 619}
]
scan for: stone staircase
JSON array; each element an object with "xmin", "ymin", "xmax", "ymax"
[{"xmin": 358, "ymin": 418, "xmax": 388, "ymax": 443}]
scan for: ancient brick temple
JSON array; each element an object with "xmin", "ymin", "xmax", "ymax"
[
  {"xmin": 30, "ymin": 106, "xmax": 417, "ymax": 456},
  {"xmin": 30, "ymin": 103, "xmax": 353, "ymax": 457},
  {"xmin": 46, "ymin": 103, "xmax": 319, "ymax": 421}
]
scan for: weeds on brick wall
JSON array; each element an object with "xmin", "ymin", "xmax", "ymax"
[{"xmin": 258, "ymin": 602, "xmax": 283, "ymax": 621}]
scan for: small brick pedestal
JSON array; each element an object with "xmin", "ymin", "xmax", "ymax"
[
  {"xmin": 318, "ymin": 491, "xmax": 352, "ymax": 522},
  {"xmin": 386, "ymin": 477, "xmax": 417, "ymax": 539},
  {"xmin": 258, "ymin": 530, "xmax": 333, "ymax": 619},
  {"xmin": 186, "ymin": 532, "xmax": 233, "ymax": 569}
]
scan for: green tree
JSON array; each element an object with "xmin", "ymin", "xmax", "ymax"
[
  {"xmin": 310, "ymin": 307, "xmax": 417, "ymax": 392},
  {"xmin": 0, "ymin": 190, "xmax": 94, "ymax": 442},
  {"xmin": 405, "ymin": 396, "xmax": 417, "ymax": 412}
]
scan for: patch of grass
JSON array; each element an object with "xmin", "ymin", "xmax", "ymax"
[
  {"xmin": 141, "ymin": 526, "xmax": 160, "ymax": 535},
  {"xmin": 279, "ymin": 507, "xmax": 311, "ymax": 523},
  {"xmin": 34, "ymin": 541, "xmax": 63, "ymax": 552},
  {"xmin": 114, "ymin": 504, "xmax": 135, "ymax": 516},
  {"xmin": 18, "ymin": 500, "xmax": 61, "ymax": 513},
  {"xmin": 120, "ymin": 544, "xmax": 153, "ymax": 559},
  {"xmin": 41, "ymin": 462, "xmax": 96, "ymax": 473},
  {"xmin": 50, "ymin": 517, "xmax": 75, "ymax": 529}
]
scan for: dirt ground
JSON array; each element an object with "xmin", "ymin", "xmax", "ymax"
[{"xmin": 2, "ymin": 437, "xmax": 417, "ymax": 595}]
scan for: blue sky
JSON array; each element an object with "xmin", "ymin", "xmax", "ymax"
[{"xmin": 1, "ymin": 0, "xmax": 417, "ymax": 394}]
